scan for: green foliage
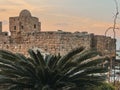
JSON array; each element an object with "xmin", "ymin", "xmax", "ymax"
[
  {"xmin": 85, "ymin": 83, "xmax": 115, "ymax": 90},
  {"xmin": 98, "ymin": 83, "xmax": 115, "ymax": 90},
  {"xmin": 0, "ymin": 47, "xmax": 109, "ymax": 90}
]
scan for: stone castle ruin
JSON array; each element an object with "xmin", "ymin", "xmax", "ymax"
[{"xmin": 0, "ymin": 9, "xmax": 116, "ymax": 57}]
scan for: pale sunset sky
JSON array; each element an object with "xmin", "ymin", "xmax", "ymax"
[{"xmin": 0, "ymin": 0, "xmax": 120, "ymax": 48}]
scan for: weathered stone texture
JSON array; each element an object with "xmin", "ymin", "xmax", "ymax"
[
  {"xmin": 0, "ymin": 22, "xmax": 2, "ymax": 33},
  {"xmin": 0, "ymin": 9, "xmax": 116, "ymax": 57},
  {"xmin": 9, "ymin": 10, "xmax": 41, "ymax": 43},
  {"xmin": 0, "ymin": 22, "xmax": 9, "ymax": 44},
  {"xmin": 94, "ymin": 35, "xmax": 115, "ymax": 57}
]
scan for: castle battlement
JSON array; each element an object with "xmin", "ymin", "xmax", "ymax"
[{"xmin": 0, "ymin": 9, "xmax": 116, "ymax": 57}]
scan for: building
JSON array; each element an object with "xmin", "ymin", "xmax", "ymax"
[
  {"xmin": 0, "ymin": 9, "xmax": 116, "ymax": 57},
  {"xmin": 9, "ymin": 9, "xmax": 41, "ymax": 43}
]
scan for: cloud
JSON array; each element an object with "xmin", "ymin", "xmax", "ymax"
[
  {"xmin": 7, "ymin": 0, "xmax": 29, "ymax": 6},
  {"xmin": 40, "ymin": 13, "xmax": 115, "ymax": 35},
  {"xmin": 0, "ymin": 0, "xmax": 35, "ymax": 11},
  {"xmin": 55, "ymin": 23, "xmax": 70, "ymax": 27},
  {"xmin": 0, "ymin": 9, "xmax": 7, "ymax": 12}
]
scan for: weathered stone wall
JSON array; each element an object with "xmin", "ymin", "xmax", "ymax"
[
  {"xmin": 0, "ymin": 35, "xmax": 9, "ymax": 44},
  {"xmin": 0, "ymin": 9, "xmax": 116, "ymax": 57},
  {"xmin": 0, "ymin": 31, "xmax": 115, "ymax": 57},
  {"xmin": 9, "ymin": 10, "xmax": 41, "ymax": 42},
  {"xmin": 0, "ymin": 21, "xmax": 9, "ymax": 44},
  {"xmin": 1, "ymin": 31, "xmax": 94, "ymax": 56},
  {"xmin": 0, "ymin": 22, "xmax": 2, "ymax": 33},
  {"xmin": 94, "ymin": 35, "xmax": 115, "ymax": 57}
]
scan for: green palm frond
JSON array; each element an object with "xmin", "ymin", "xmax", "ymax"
[
  {"xmin": 73, "ymin": 49, "xmax": 101, "ymax": 63},
  {"xmin": 0, "ymin": 47, "xmax": 109, "ymax": 90},
  {"xmin": 56, "ymin": 47, "xmax": 84, "ymax": 68}
]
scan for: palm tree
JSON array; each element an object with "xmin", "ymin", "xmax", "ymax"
[{"xmin": 0, "ymin": 47, "xmax": 109, "ymax": 90}]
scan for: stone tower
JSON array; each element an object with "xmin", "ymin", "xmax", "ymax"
[
  {"xmin": 0, "ymin": 22, "xmax": 2, "ymax": 33},
  {"xmin": 9, "ymin": 9, "xmax": 41, "ymax": 40}
]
